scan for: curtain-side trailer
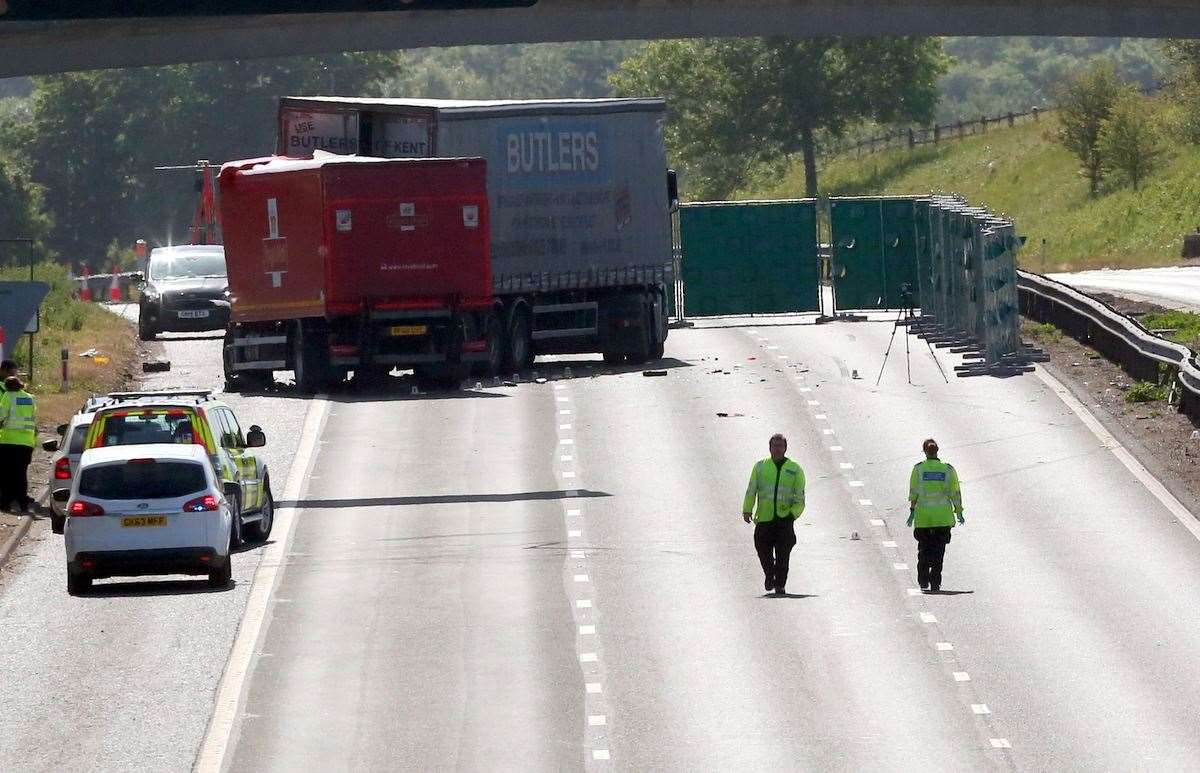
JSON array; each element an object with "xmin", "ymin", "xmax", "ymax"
[{"xmin": 277, "ymin": 96, "xmax": 676, "ymax": 371}]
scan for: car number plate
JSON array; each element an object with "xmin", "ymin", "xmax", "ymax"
[
  {"xmin": 389, "ymin": 325, "xmax": 427, "ymax": 336},
  {"xmin": 121, "ymin": 516, "xmax": 168, "ymax": 528},
  {"xmin": 178, "ymin": 309, "xmax": 210, "ymax": 319}
]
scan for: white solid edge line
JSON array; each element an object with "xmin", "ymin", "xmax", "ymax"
[
  {"xmin": 1035, "ymin": 367, "xmax": 1200, "ymax": 541},
  {"xmin": 194, "ymin": 395, "xmax": 330, "ymax": 773}
]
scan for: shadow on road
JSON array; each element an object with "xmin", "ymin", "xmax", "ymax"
[
  {"xmin": 84, "ymin": 578, "xmax": 235, "ymax": 597},
  {"xmin": 282, "ymin": 489, "xmax": 612, "ymax": 510},
  {"xmin": 760, "ymin": 592, "xmax": 818, "ymax": 599},
  {"xmin": 924, "ymin": 589, "xmax": 974, "ymax": 596},
  {"xmin": 232, "ymin": 538, "xmax": 275, "ymax": 555}
]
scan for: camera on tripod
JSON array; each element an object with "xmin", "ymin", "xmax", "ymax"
[{"xmin": 898, "ymin": 282, "xmax": 915, "ymax": 307}]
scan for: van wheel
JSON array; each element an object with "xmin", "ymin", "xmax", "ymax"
[
  {"xmin": 67, "ymin": 570, "xmax": 91, "ymax": 596},
  {"xmin": 228, "ymin": 490, "xmax": 244, "ymax": 548},
  {"xmin": 246, "ymin": 485, "xmax": 274, "ymax": 542}
]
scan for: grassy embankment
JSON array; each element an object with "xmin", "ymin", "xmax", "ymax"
[
  {"xmin": 0, "ymin": 263, "xmax": 136, "ymax": 431},
  {"xmin": 740, "ymin": 110, "xmax": 1200, "ymax": 274}
]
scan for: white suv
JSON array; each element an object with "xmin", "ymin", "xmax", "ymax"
[{"xmin": 62, "ymin": 444, "xmax": 234, "ymax": 595}]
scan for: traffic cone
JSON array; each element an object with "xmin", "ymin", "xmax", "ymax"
[
  {"xmin": 108, "ymin": 269, "xmax": 122, "ymax": 303},
  {"xmin": 80, "ymin": 265, "xmax": 93, "ymax": 302}
]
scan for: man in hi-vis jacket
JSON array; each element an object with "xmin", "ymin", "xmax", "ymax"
[{"xmin": 743, "ymin": 434, "xmax": 806, "ymax": 596}]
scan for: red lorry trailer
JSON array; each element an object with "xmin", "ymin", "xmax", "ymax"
[{"xmin": 218, "ymin": 154, "xmax": 496, "ymax": 391}]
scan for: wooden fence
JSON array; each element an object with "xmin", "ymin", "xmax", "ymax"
[{"xmin": 822, "ymin": 106, "xmax": 1048, "ymax": 159}]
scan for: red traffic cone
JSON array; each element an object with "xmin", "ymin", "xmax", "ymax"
[
  {"xmin": 80, "ymin": 265, "xmax": 93, "ymax": 302},
  {"xmin": 108, "ymin": 269, "xmax": 122, "ymax": 303}
]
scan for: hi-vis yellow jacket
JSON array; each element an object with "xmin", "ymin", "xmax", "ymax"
[
  {"xmin": 909, "ymin": 458, "xmax": 963, "ymax": 528},
  {"xmin": 743, "ymin": 457, "xmax": 806, "ymax": 523}
]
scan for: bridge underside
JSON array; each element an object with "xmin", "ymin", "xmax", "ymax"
[{"xmin": 2, "ymin": 1, "xmax": 1200, "ymax": 78}]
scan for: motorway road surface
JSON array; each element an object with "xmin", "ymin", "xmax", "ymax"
[
  {"xmin": 4, "ymin": 311, "xmax": 1200, "ymax": 770},
  {"xmin": 1050, "ymin": 266, "xmax": 1200, "ymax": 312}
]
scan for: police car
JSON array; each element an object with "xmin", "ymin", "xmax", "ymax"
[
  {"xmin": 63, "ymin": 444, "xmax": 235, "ymax": 594},
  {"xmin": 81, "ymin": 391, "xmax": 273, "ymax": 546}
]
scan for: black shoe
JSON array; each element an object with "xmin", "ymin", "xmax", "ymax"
[
  {"xmin": 919, "ymin": 580, "xmax": 929, "ymax": 590},
  {"xmin": 774, "ymin": 586, "xmax": 786, "ymax": 596},
  {"xmin": 765, "ymin": 578, "xmax": 774, "ymax": 592},
  {"xmin": 929, "ymin": 584, "xmax": 940, "ymax": 593}
]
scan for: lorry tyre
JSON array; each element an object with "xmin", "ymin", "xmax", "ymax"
[
  {"xmin": 292, "ymin": 322, "xmax": 331, "ymax": 394},
  {"xmin": 627, "ymin": 300, "xmax": 654, "ymax": 365},
  {"xmin": 504, "ymin": 308, "xmax": 533, "ymax": 372},
  {"xmin": 479, "ymin": 313, "xmax": 504, "ymax": 377},
  {"xmin": 648, "ymin": 297, "xmax": 665, "ymax": 360}
]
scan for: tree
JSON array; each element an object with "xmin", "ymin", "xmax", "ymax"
[
  {"xmin": 380, "ymin": 42, "xmax": 643, "ymax": 100},
  {"xmin": 1056, "ymin": 64, "xmax": 1127, "ymax": 195},
  {"xmin": 610, "ymin": 37, "xmax": 945, "ymax": 198},
  {"xmin": 1098, "ymin": 92, "xmax": 1164, "ymax": 191},
  {"xmin": 0, "ymin": 156, "xmax": 53, "ymax": 263}
]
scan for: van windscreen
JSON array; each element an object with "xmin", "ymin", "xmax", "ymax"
[{"xmin": 78, "ymin": 461, "xmax": 208, "ymax": 500}]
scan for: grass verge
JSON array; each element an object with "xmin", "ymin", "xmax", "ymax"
[
  {"xmin": 0, "ymin": 262, "xmax": 136, "ymax": 432},
  {"xmin": 738, "ymin": 101, "xmax": 1200, "ymax": 273}
]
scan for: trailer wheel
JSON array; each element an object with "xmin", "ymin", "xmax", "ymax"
[{"xmin": 504, "ymin": 307, "xmax": 533, "ymax": 372}]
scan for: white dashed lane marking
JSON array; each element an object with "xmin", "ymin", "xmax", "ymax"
[
  {"xmin": 936, "ymin": 642, "xmax": 954, "ymax": 651},
  {"xmin": 577, "ymin": 600, "xmax": 592, "ymax": 609},
  {"xmin": 953, "ymin": 672, "xmax": 971, "ymax": 682},
  {"xmin": 920, "ymin": 613, "xmax": 938, "ymax": 624},
  {"xmin": 973, "ymin": 704, "xmax": 991, "ymax": 715}
]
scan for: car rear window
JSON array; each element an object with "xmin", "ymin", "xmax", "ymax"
[
  {"xmin": 78, "ymin": 461, "xmax": 208, "ymax": 500},
  {"xmin": 97, "ymin": 410, "xmax": 197, "ymax": 447},
  {"xmin": 68, "ymin": 424, "xmax": 89, "ymax": 454}
]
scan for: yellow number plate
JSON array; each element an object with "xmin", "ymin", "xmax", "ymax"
[
  {"xmin": 121, "ymin": 516, "xmax": 168, "ymax": 528},
  {"xmin": 389, "ymin": 325, "xmax": 428, "ymax": 336}
]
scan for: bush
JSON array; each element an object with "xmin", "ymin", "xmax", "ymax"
[
  {"xmin": 1021, "ymin": 321, "xmax": 1063, "ymax": 343},
  {"xmin": 1124, "ymin": 381, "xmax": 1169, "ymax": 403}
]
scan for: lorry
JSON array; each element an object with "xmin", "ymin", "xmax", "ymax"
[
  {"xmin": 273, "ymin": 97, "xmax": 676, "ymax": 370},
  {"xmin": 218, "ymin": 154, "xmax": 495, "ymax": 390}
]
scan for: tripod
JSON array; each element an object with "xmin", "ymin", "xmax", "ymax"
[{"xmin": 875, "ymin": 300, "xmax": 950, "ymax": 386}]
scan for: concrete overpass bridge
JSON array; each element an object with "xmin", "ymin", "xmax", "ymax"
[{"xmin": 1, "ymin": 0, "xmax": 1200, "ymax": 78}]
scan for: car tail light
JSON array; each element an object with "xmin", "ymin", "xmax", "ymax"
[
  {"xmin": 54, "ymin": 457, "xmax": 71, "ymax": 480},
  {"xmin": 68, "ymin": 500, "xmax": 105, "ymax": 517},
  {"xmin": 183, "ymin": 495, "xmax": 219, "ymax": 512}
]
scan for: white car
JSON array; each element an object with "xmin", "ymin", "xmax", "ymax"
[
  {"xmin": 44, "ymin": 412, "xmax": 95, "ymax": 533},
  {"xmin": 61, "ymin": 444, "xmax": 234, "ymax": 595}
]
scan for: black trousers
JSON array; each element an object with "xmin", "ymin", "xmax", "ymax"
[
  {"xmin": 914, "ymin": 526, "xmax": 952, "ymax": 589},
  {"xmin": 754, "ymin": 517, "xmax": 797, "ymax": 589},
  {"xmin": 0, "ymin": 444, "xmax": 33, "ymax": 509}
]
